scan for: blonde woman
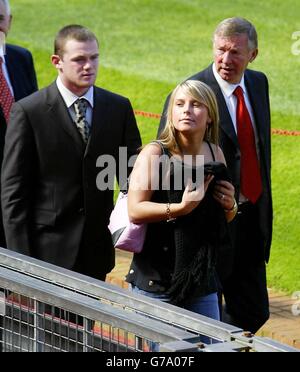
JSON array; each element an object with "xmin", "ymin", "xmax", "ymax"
[{"xmin": 126, "ymin": 80, "xmax": 236, "ymax": 321}]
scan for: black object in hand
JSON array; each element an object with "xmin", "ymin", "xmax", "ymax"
[{"xmin": 204, "ymin": 162, "xmax": 231, "ymax": 182}]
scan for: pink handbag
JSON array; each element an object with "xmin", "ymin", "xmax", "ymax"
[
  {"xmin": 108, "ymin": 141, "xmax": 168, "ymax": 253},
  {"xmin": 108, "ymin": 191, "xmax": 147, "ymax": 253}
]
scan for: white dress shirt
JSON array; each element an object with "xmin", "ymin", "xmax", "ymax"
[{"xmin": 56, "ymin": 76, "xmax": 94, "ymax": 129}]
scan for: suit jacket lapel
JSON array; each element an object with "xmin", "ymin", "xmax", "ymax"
[
  {"xmin": 84, "ymin": 87, "xmax": 108, "ymax": 157},
  {"xmin": 5, "ymin": 47, "xmax": 19, "ymax": 99},
  {"xmin": 46, "ymin": 82, "xmax": 85, "ymax": 155},
  {"xmin": 244, "ymin": 72, "xmax": 266, "ymax": 149},
  {"xmin": 206, "ymin": 66, "xmax": 239, "ymax": 148}
]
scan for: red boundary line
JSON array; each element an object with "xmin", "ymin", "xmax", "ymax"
[
  {"xmin": 134, "ymin": 110, "xmax": 300, "ymax": 137},
  {"xmin": 134, "ymin": 110, "xmax": 161, "ymax": 119},
  {"xmin": 271, "ymin": 129, "xmax": 300, "ymax": 137}
]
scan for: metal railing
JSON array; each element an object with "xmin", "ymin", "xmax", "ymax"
[{"xmin": 0, "ymin": 248, "xmax": 298, "ymax": 352}]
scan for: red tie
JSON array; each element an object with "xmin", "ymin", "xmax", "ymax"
[
  {"xmin": 0, "ymin": 56, "xmax": 14, "ymax": 123},
  {"xmin": 233, "ymin": 86, "xmax": 262, "ymax": 203}
]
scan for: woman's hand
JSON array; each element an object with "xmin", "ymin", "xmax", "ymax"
[
  {"xmin": 180, "ymin": 174, "xmax": 214, "ymax": 215},
  {"xmin": 213, "ymin": 180, "xmax": 235, "ymax": 210}
]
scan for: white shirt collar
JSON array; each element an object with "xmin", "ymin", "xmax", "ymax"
[
  {"xmin": 212, "ymin": 63, "xmax": 246, "ymax": 97},
  {"xmin": 0, "ymin": 46, "xmax": 5, "ymax": 60},
  {"xmin": 56, "ymin": 76, "xmax": 94, "ymax": 108}
]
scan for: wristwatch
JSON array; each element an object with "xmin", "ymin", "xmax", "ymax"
[{"xmin": 224, "ymin": 199, "xmax": 238, "ymax": 213}]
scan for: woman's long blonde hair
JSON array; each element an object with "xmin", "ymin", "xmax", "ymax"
[{"xmin": 159, "ymin": 80, "xmax": 219, "ymax": 154}]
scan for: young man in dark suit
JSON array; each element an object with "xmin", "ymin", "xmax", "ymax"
[
  {"xmin": 158, "ymin": 18, "xmax": 272, "ymax": 334},
  {"xmin": 1, "ymin": 25, "xmax": 141, "ymax": 281},
  {"xmin": 0, "ymin": 0, "xmax": 38, "ymax": 247}
]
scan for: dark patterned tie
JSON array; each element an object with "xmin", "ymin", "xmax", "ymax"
[
  {"xmin": 74, "ymin": 98, "xmax": 90, "ymax": 143},
  {"xmin": 0, "ymin": 56, "xmax": 14, "ymax": 123},
  {"xmin": 233, "ymin": 86, "xmax": 262, "ymax": 203}
]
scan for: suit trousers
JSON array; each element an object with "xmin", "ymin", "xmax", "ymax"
[
  {"xmin": 222, "ymin": 202, "xmax": 269, "ymax": 334},
  {"xmin": 71, "ymin": 226, "xmax": 108, "ymax": 282},
  {"xmin": 72, "ymin": 252, "xmax": 107, "ymax": 282}
]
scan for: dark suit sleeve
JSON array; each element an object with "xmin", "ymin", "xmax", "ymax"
[
  {"xmin": 264, "ymin": 74, "xmax": 271, "ymax": 170},
  {"xmin": 25, "ymin": 50, "xmax": 38, "ymax": 93},
  {"xmin": 265, "ymin": 75, "xmax": 272, "ymax": 256},
  {"xmin": 122, "ymin": 98, "xmax": 142, "ymax": 175},
  {"xmin": 1, "ymin": 102, "xmax": 36, "ymax": 255},
  {"xmin": 157, "ymin": 93, "xmax": 171, "ymax": 138}
]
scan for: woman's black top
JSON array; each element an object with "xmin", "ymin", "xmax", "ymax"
[{"xmin": 126, "ymin": 142, "xmax": 231, "ymax": 305}]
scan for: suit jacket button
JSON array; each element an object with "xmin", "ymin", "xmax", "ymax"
[
  {"xmin": 148, "ymin": 280, "xmax": 154, "ymax": 286},
  {"xmin": 78, "ymin": 208, "xmax": 84, "ymax": 214},
  {"xmin": 163, "ymin": 246, "xmax": 168, "ymax": 252}
]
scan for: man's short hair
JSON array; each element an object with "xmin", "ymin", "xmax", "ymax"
[
  {"xmin": 0, "ymin": 0, "xmax": 11, "ymax": 15},
  {"xmin": 213, "ymin": 17, "xmax": 258, "ymax": 50},
  {"xmin": 54, "ymin": 25, "xmax": 98, "ymax": 57}
]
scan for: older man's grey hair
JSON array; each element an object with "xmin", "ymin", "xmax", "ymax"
[
  {"xmin": 0, "ymin": 0, "xmax": 11, "ymax": 15},
  {"xmin": 213, "ymin": 17, "xmax": 258, "ymax": 50}
]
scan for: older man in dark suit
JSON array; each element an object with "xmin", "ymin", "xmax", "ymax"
[
  {"xmin": 1, "ymin": 25, "xmax": 141, "ymax": 281},
  {"xmin": 0, "ymin": 0, "xmax": 37, "ymax": 247},
  {"xmin": 158, "ymin": 18, "xmax": 272, "ymax": 333}
]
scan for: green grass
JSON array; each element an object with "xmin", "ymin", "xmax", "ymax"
[
  {"xmin": 8, "ymin": 0, "xmax": 300, "ymax": 294},
  {"xmin": 269, "ymin": 136, "xmax": 300, "ymax": 293}
]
